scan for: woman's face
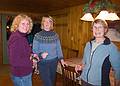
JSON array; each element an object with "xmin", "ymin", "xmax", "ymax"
[
  {"xmin": 92, "ymin": 23, "xmax": 107, "ymax": 38},
  {"xmin": 18, "ymin": 19, "xmax": 30, "ymax": 33},
  {"xmin": 43, "ymin": 18, "xmax": 53, "ymax": 31}
]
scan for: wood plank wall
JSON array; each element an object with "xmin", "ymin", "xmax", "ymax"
[
  {"xmin": 45, "ymin": 5, "xmax": 120, "ymax": 59},
  {"xmin": 44, "ymin": 5, "xmax": 93, "ymax": 59},
  {"xmin": 0, "ymin": 16, "xmax": 3, "ymax": 64}
]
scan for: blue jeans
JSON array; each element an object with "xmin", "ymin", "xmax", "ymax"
[
  {"xmin": 11, "ymin": 73, "xmax": 32, "ymax": 86},
  {"xmin": 38, "ymin": 58, "xmax": 58, "ymax": 86}
]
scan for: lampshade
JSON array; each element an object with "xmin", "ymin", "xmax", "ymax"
[
  {"xmin": 95, "ymin": 10, "xmax": 109, "ymax": 20},
  {"xmin": 81, "ymin": 0, "xmax": 120, "ymax": 21},
  {"xmin": 81, "ymin": 13, "xmax": 94, "ymax": 21},
  {"xmin": 106, "ymin": 12, "xmax": 120, "ymax": 21}
]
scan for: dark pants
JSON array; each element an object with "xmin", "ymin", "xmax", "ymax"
[
  {"xmin": 38, "ymin": 58, "xmax": 58, "ymax": 86},
  {"xmin": 81, "ymin": 79, "xmax": 94, "ymax": 86}
]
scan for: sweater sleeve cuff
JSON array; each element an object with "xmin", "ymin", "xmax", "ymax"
[
  {"xmin": 58, "ymin": 57, "xmax": 63, "ymax": 60},
  {"xmin": 38, "ymin": 52, "xmax": 43, "ymax": 59}
]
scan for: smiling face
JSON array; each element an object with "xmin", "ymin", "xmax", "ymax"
[
  {"xmin": 42, "ymin": 17, "xmax": 53, "ymax": 31},
  {"xmin": 92, "ymin": 19, "xmax": 108, "ymax": 39},
  {"xmin": 41, "ymin": 16, "xmax": 54, "ymax": 31},
  {"xmin": 92, "ymin": 23, "xmax": 107, "ymax": 38},
  {"xmin": 43, "ymin": 18, "xmax": 51, "ymax": 31},
  {"xmin": 18, "ymin": 19, "xmax": 30, "ymax": 33}
]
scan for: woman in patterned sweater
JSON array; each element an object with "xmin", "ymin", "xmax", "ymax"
[{"xmin": 32, "ymin": 15, "xmax": 67, "ymax": 86}]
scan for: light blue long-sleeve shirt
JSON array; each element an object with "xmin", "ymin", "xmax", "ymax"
[{"xmin": 80, "ymin": 37, "xmax": 120, "ymax": 85}]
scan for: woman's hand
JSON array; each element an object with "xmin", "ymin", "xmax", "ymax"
[
  {"xmin": 30, "ymin": 53, "xmax": 40, "ymax": 61},
  {"xmin": 32, "ymin": 59, "xmax": 39, "ymax": 74},
  {"xmin": 75, "ymin": 64, "xmax": 84, "ymax": 73},
  {"xmin": 60, "ymin": 59, "xmax": 68, "ymax": 67},
  {"xmin": 41, "ymin": 52, "xmax": 48, "ymax": 59}
]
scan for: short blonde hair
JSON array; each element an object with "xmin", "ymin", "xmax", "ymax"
[
  {"xmin": 41, "ymin": 15, "xmax": 54, "ymax": 30},
  {"xmin": 92, "ymin": 19, "xmax": 108, "ymax": 34},
  {"xmin": 11, "ymin": 14, "xmax": 33, "ymax": 34}
]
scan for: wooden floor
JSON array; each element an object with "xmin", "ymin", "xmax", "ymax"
[
  {"xmin": 0, "ymin": 64, "xmax": 115, "ymax": 86},
  {"xmin": 0, "ymin": 65, "xmax": 63, "ymax": 86}
]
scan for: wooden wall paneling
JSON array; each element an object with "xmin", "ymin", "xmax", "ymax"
[
  {"xmin": 37, "ymin": 4, "xmax": 120, "ymax": 60},
  {"xmin": 78, "ymin": 4, "xmax": 92, "ymax": 57},
  {"xmin": 78, "ymin": 5, "xmax": 85, "ymax": 58},
  {"xmin": 45, "ymin": 6, "xmax": 93, "ymax": 59},
  {"xmin": 53, "ymin": 10, "xmax": 69, "ymax": 47},
  {"xmin": 62, "ymin": 46, "xmax": 68, "ymax": 58},
  {"xmin": 69, "ymin": 6, "xmax": 80, "ymax": 50},
  {"xmin": 49, "ymin": 9, "xmax": 72, "ymax": 58},
  {"xmin": 78, "ymin": 20, "xmax": 83, "ymax": 58},
  {"xmin": 113, "ymin": 41, "xmax": 120, "ymax": 51},
  {"xmin": 0, "ymin": 16, "xmax": 2, "ymax": 64},
  {"xmin": 37, "ymin": 1, "xmax": 120, "ymax": 59},
  {"xmin": 47, "ymin": 8, "xmax": 70, "ymax": 59},
  {"xmin": 80, "ymin": 21, "xmax": 92, "ymax": 57}
]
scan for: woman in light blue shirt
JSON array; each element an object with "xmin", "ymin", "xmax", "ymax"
[{"xmin": 75, "ymin": 19, "xmax": 120, "ymax": 86}]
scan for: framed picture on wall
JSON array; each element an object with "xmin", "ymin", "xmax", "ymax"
[{"xmin": 106, "ymin": 20, "xmax": 120, "ymax": 42}]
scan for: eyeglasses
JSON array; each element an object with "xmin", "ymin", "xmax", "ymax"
[{"xmin": 93, "ymin": 26, "xmax": 104, "ymax": 29}]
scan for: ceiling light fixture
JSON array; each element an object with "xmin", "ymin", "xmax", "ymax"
[{"xmin": 81, "ymin": 0, "xmax": 120, "ymax": 21}]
